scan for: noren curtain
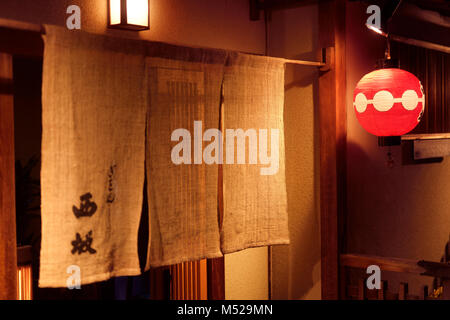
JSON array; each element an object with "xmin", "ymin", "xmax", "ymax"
[
  {"xmin": 40, "ymin": 26, "xmax": 147, "ymax": 287},
  {"xmin": 145, "ymin": 55, "xmax": 225, "ymax": 268},
  {"xmin": 221, "ymin": 53, "xmax": 289, "ymax": 254},
  {"xmin": 40, "ymin": 26, "xmax": 289, "ymax": 287}
]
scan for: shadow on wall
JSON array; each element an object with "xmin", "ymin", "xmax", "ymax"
[{"xmin": 284, "ymin": 51, "xmax": 322, "ymax": 90}]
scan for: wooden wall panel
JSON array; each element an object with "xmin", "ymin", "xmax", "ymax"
[{"xmin": 0, "ymin": 52, "xmax": 17, "ymax": 300}]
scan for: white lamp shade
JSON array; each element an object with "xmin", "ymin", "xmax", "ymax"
[{"xmin": 109, "ymin": 0, "xmax": 149, "ymax": 31}]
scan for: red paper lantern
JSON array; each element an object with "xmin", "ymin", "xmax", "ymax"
[{"xmin": 353, "ymin": 68, "xmax": 425, "ymax": 136}]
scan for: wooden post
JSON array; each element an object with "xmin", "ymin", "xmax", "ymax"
[
  {"xmin": 319, "ymin": 0, "xmax": 347, "ymax": 300},
  {"xmin": 0, "ymin": 52, "xmax": 17, "ymax": 300}
]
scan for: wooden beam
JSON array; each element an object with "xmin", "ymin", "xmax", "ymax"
[
  {"xmin": 0, "ymin": 19, "xmax": 42, "ymax": 57},
  {"xmin": 0, "ymin": 18, "xmax": 42, "ymax": 33},
  {"xmin": 0, "ymin": 27, "xmax": 43, "ymax": 58},
  {"xmin": 249, "ymin": 0, "xmax": 319, "ymax": 20},
  {"xmin": 0, "ymin": 52, "xmax": 17, "ymax": 300},
  {"xmin": 318, "ymin": 0, "xmax": 346, "ymax": 300}
]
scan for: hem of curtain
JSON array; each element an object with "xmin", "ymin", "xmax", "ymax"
[
  {"xmin": 38, "ymin": 267, "xmax": 142, "ymax": 288},
  {"xmin": 147, "ymin": 251, "xmax": 224, "ymax": 268},
  {"xmin": 221, "ymin": 239, "xmax": 290, "ymax": 255}
]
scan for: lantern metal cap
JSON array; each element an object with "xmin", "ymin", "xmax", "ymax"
[{"xmin": 378, "ymin": 136, "xmax": 401, "ymax": 147}]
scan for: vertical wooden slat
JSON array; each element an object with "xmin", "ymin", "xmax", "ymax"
[
  {"xmin": 174, "ymin": 264, "xmax": 179, "ymax": 300},
  {"xmin": 192, "ymin": 261, "xmax": 197, "ymax": 300},
  {"xmin": 339, "ymin": 265, "xmax": 347, "ymax": 299},
  {"xmin": 442, "ymin": 280, "xmax": 450, "ymax": 300},
  {"xmin": 421, "ymin": 285, "xmax": 428, "ymax": 300},
  {"xmin": 197, "ymin": 260, "xmax": 202, "ymax": 299},
  {"xmin": 170, "ymin": 266, "xmax": 176, "ymax": 300},
  {"xmin": 192, "ymin": 262, "xmax": 194, "ymax": 300},
  {"xmin": 17, "ymin": 269, "xmax": 21, "ymax": 300},
  {"xmin": 178, "ymin": 263, "xmax": 182, "ymax": 300},
  {"xmin": 170, "ymin": 266, "xmax": 174, "ymax": 299},
  {"xmin": 175, "ymin": 265, "xmax": 178, "ymax": 300},
  {"xmin": 200, "ymin": 259, "xmax": 208, "ymax": 300},
  {"xmin": 378, "ymin": 280, "xmax": 388, "ymax": 300},
  {"xmin": 426, "ymin": 49, "xmax": 432, "ymax": 131},
  {"xmin": 183, "ymin": 262, "xmax": 188, "ymax": 300},
  {"xmin": 399, "ymin": 282, "xmax": 408, "ymax": 300},
  {"xmin": 169, "ymin": 259, "xmax": 209, "ymax": 300},
  {"xmin": 17, "ymin": 266, "xmax": 33, "ymax": 300},
  {"xmin": 187, "ymin": 261, "xmax": 192, "ymax": 300},
  {"xmin": 179, "ymin": 265, "xmax": 181, "ymax": 300},
  {"xmin": 319, "ymin": 0, "xmax": 346, "ymax": 300},
  {"xmin": 0, "ymin": 52, "xmax": 16, "ymax": 300},
  {"xmin": 357, "ymin": 279, "xmax": 366, "ymax": 300}
]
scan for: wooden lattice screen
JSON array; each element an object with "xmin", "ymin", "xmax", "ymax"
[
  {"xmin": 169, "ymin": 260, "xmax": 208, "ymax": 300},
  {"xmin": 391, "ymin": 41, "xmax": 450, "ymax": 134}
]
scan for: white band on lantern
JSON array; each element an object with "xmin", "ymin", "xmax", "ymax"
[{"xmin": 354, "ymin": 90, "xmax": 425, "ymax": 113}]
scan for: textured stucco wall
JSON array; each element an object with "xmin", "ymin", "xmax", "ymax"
[{"xmin": 268, "ymin": 4, "xmax": 321, "ymax": 300}]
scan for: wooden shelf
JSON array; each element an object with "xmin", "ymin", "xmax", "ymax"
[{"xmin": 402, "ymin": 133, "xmax": 450, "ymax": 141}]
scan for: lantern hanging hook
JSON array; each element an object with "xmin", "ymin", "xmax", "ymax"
[{"xmin": 385, "ymin": 34, "xmax": 391, "ymax": 60}]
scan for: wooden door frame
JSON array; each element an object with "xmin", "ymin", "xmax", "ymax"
[{"xmin": 0, "ymin": 2, "xmax": 348, "ymax": 298}]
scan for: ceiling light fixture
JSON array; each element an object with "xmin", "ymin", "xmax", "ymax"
[{"xmin": 108, "ymin": 0, "xmax": 149, "ymax": 31}]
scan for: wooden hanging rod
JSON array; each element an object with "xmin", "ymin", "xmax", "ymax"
[{"xmin": 269, "ymin": 56, "xmax": 325, "ymax": 67}]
